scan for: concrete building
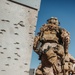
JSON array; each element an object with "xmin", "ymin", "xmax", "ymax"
[{"xmin": 0, "ymin": 0, "xmax": 41, "ymax": 75}]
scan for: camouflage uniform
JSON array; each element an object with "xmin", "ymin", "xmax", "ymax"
[
  {"xmin": 33, "ymin": 17, "xmax": 71, "ymax": 75},
  {"xmin": 68, "ymin": 54, "xmax": 75, "ymax": 75}
]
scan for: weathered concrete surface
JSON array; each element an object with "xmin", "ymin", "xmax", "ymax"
[
  {"xmin": 0, "ymin": 0, "xmax": 41, "ymax": 75},
  {"xmin": 11, "ymin": 0, "xmax": 41, "ymax": 10}
]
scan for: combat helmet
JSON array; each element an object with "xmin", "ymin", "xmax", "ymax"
[{"xmin": 47, "ymin": 17, "xmax": 60, "ymax": 25}]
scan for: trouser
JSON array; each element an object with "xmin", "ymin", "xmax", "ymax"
[
  {"xmin": 36, "ymin": 64, "xmax": 54, "ymax": 75},
  {"xmin": 36, "ymin": 43, "xmax": 64, "ymax": 75},
  {"xmin": 36, "ymin": 55, "xmax": 63, "ymax": 75}
]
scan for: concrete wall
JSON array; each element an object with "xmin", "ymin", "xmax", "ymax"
[{"xmin": 0, "ymin": 0, "xmax": 41, "ymax": 75}]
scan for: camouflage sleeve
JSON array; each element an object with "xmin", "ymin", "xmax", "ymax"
[
  {"xmin": 33, "ymin": 35, "xmax": 40, "ymax": 50},
  {"xmin": 33, "ymin": 24, "xmax": 47, "ymax": 54},
  {"xmin": 61, "ymin": 28, "xmax": 70, "ymax": 53},
  {"xmin": 61, "ymin": 28, "xmax": 70, "ymax": 43}
]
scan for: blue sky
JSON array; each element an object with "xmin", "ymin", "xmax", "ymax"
[{"xmin": 30, "ymin": 0, "xmax": 75, "ymax": 69}]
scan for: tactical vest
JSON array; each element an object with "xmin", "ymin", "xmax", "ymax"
[
  {"xmin": 42, "ymin": 30, "xmax": 58, "ymax": 43},
  {"xmin": 40, "ymin": 24, "xmax": 60, "ymax": 43}
]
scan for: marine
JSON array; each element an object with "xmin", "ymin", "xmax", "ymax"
[{"xmin": 33, "ymin": 17, "xmax": 75, "ymax": 75}]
